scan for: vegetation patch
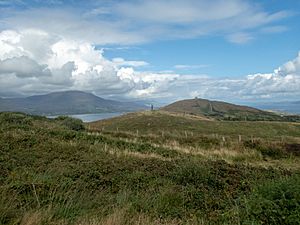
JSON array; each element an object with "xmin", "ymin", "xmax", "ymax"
[
  {"xmin": 1, "ymin": 112, "xmax": 300, "ymax": 224},
  {"xmin": 240, "ymin": 175, "xmax": 300, "ymax": 225},
  {"xmin": 55, "ymin": 116, "xmax": 85, "ymax": 131},
  {"xmin": 243, "ymin": 140, "xmax": 288, "ymax": 159}
]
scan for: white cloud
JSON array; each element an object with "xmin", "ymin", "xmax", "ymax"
[
  {"xmin": 0, "ymin": 0, "xmax": 291, "ymax": 45},
  {"xmin": 3, "ymin": 8, "xmax": 146, "ymax": 45},
  {"xmin": 278, "ymin": 52, "xmax": 300, "ymax": 75},
  {"xmin": 0, "ymin": 29, "xmax": 176, "ymax": 97},
  {"xmin": 112, "ymin": 58, "xmax": 149, "ymax": 67},
  {"xmin": 0, "ymin": 56, "xmax": 50, "ymax": 77},
  {"xmin": 174, "ymin": 64, "xmax": 210, "ymax": 70},
  {"xmin": 115, "ymin": 0, "xmax": 248, "ymax": 23},
  {"xmin": 40, "ymin": 62, "xmax": 75, "ymax": 86},
  {"xmin": 150, "ymin": 53, "xmax": 300, "ymax": 102},
  {"xmin": 226, "ymin": 32, "xmax": 254, "ymax": 44},
  {"xmin": 198, "ymin": 53, "xmax": 300, "ymax": 101},
  {"xmin": 113, "ymin": 0, "xmax": 290, "ymax": 43},
  {"xmin": 0, "ymin": 29, "xmax": 299, "ymax": 103}
]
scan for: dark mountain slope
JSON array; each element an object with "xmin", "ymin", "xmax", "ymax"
[{"xmin": 0, "ymin": 91, "xmax": 145, "ymax": 115}]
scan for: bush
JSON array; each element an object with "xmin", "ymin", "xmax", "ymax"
[
  {"xmin": 243, "ymin": 140, "xmax": 287, "ymax": 159},
  {"xmin": 55, "ymin": 116, "xmax": 85, "ymax": 131},
  {"xmin": 242, "ymin": 175, "xmax": 300, "ymax": 224},
  {"xmin": 0, "ymin": 112, "xmax": 32, "ymax": 126}
]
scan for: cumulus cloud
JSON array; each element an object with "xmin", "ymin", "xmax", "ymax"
[
  {"xmin": 0, "ymin": 29, "xmax": 299, "ymax": 103},
  {"xmin": 0, "ymin": 29, "xmax": 176, "ymax": 97},
  {"xmin": 0, "ymin": 56, "xmax": 50, "ymax": 77},
  {"xmin": 40, "ymin": 62, "xmax": 75, "ymax": 86},
  {"xmin": 278, "ymin": 52, "xmax": 300, "ymax": 75},
  {"xmin": 147, "ymin": 53, "xmax": 300, "ymax": 102},
  {"xmin": 189, "ymin": 53, "xmax": 300, "ymax": 101},
  {"xmin": 244, "ymin": 53, "xmax": 300, "ymax": 97}
]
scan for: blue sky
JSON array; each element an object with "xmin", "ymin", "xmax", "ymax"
[
  {"xmin": 0, "ymin": 0, "xmax": 300, "ymax": 103},
  {"xmin": 101, "ymin": 0, "xmax": 300, "ymax": 77}
]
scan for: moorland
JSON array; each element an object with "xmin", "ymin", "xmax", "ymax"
[{"xmin": 1, "ymin": 109, "xmax": 300, "ymax": 224}]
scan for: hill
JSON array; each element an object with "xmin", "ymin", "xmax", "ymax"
[
  {"xmin": 1, "ymin": 112, "xmax": 300, "ymax": 224},
  {"xmin": 161, "ymin": 98, "xmax": 300, "ymax": 121},
  {"xmin": 0, "ymin": 91, "xmax": 145, "ymax": 115},
  {"xmin": 89, "ymin": 110, "xmax": 300, "ymax": 141}
]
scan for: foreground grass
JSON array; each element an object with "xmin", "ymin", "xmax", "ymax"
[{"xmin": 1, "ymin": 112, "xmax": 300, "ymax": 224}]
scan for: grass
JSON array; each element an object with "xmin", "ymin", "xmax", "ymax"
[
  {"xmin": 89, "ymin": 111, "xmax": 300, "ymax": 141},
  {"xmin": 161, "ymin": 98, "xmax": 300, "ymax": 122},
  {"xmin": 1, "ymin": 111, "xmax": 300, "ymax": 224}
]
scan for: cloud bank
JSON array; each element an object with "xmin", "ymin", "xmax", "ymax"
[
  {"xmin": 0, "ymin": 29, "xmax": 299, "ymax": 102},
  {"xmin": 0, "ymin": 29, "xmax": 177, "ymax": 98}
]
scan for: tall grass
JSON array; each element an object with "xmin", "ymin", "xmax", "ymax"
[{"xmin": 1, "ymin": 112, "xmax": 300, "ymax": 224}]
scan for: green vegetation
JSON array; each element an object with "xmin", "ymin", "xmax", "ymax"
[
  {"xmin": 90, "ymin": 111, "xmax": 300, "ymax": 140},
  {"xmin": 161, "ymin": 98, "xmax": 300, "ymax": 122},
  {"xmin": 55, "ymin": 116, "xmax": 85, "ymax": 131},
  {"xmin": 1, "ymin": 111, "xmax": 300, "ymax": 224}
]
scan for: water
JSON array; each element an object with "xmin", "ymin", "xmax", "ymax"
[{"xmin": 48, "ymin": 112, "xmax": 126, "ymax": 122}]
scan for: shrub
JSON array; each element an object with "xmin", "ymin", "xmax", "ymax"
[
  {"xmin": 241, "ymin": 175, "xmax": 300, "ymax": 224},
  {"xmin": 55, "ymin": 116, "xmax": 85, "ymax": 131},
  {"xmin": 243, "ymin": 140, "xmax": 287, "ymax": 159},
  {"xmin": 0, "ymin": 112, "xmax": 32, "ymax": 126}
]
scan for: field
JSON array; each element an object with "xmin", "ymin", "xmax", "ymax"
[{"xmin": 1, "ymin": 111, "xmax": 300, "ymax": 224}]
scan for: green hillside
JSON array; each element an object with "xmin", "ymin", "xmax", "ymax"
[
  {"xmin": 1, "ymin": 112, "xmax": 300, "ymax": 224},
  {"xmin": 161, "ymin": 98, "xmax": 300, "ymax": 121},
  {"xmin": 89, "ymin": 110, "xmax": 300, "ymax": 141}
]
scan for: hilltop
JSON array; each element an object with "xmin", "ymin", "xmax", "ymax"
[
  {"xmin": 0, "ymin": 91, "xmax": 145, "ymax": 115},
  {"xmin": 161, "ymin": 98, "xmax": 300, "ymax": 121}
]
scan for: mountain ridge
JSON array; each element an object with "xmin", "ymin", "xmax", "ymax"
[{"xmin": 0, "ymin": 90, "xmax": 146, "ymax": 115}]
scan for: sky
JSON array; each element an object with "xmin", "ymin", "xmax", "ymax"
[{"xmin": 0, "ymin": 0, "xmax": 300, "ymax": 104}]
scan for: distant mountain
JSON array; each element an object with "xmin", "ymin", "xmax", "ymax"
[
  {"xmin": 161, "ymin": 98, "xmax": 300, "ymax": 121},
  {"xmin": 0, "ymin": 91, "xmax": 146, "ymax": 115},
  {"xmin": 251, "ymin": 101, "xmax": 300, "ymax": 115}
]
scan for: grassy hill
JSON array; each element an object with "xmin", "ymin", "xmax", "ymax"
[
  {"xmin": 89, "ymin": 111, "xmax": 300, "ymax": 141},
  {"xmin": 161, "ymin": 98, "xmax": 300, "ymax": 121},
  {"xmin": 0, "ymin": 91, "xmax": 145, "ymax": 115},
  {"xmin": 1, "ymin": 112, "xmax": 300, "ymax": 224}
]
